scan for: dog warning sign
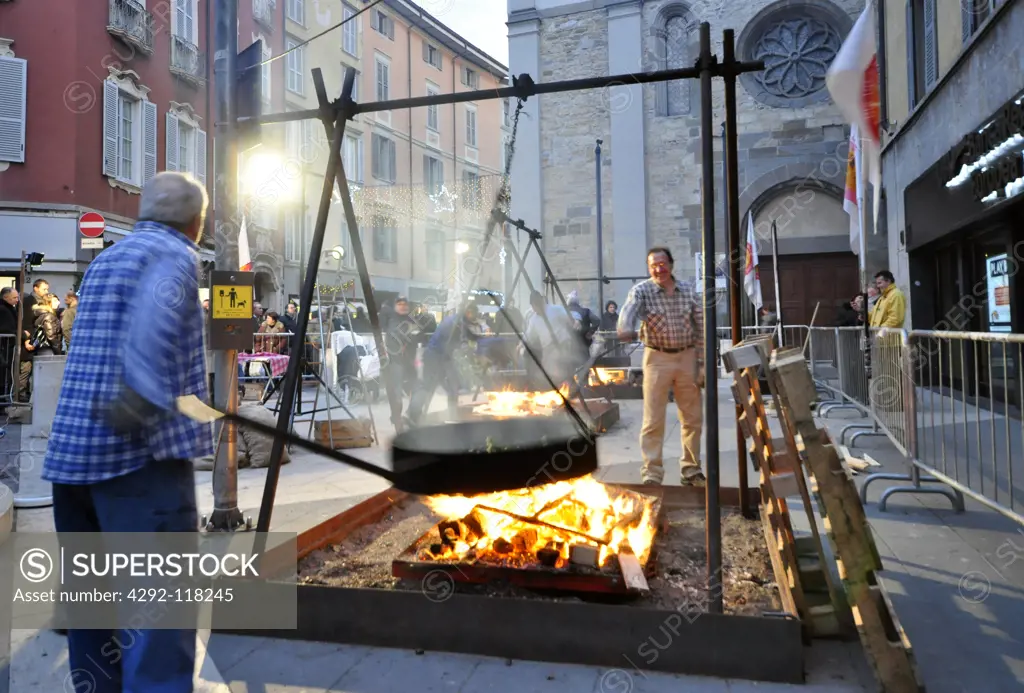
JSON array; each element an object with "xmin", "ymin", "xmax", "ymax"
[{"xmin": 212, "ymin": 284, "xmax": 254, "ymax": 320}]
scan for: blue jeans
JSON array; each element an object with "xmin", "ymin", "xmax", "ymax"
[{"xmin": 52, "ymin": 460, "xmax": 198, "ymax": 693}]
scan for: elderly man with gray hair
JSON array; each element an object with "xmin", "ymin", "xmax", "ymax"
[{"xmin": 43, "ymin": 172, "xmax": 213, "ymax": 692}]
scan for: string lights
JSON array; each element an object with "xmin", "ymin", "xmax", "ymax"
[{"xmin": 336, "ymin": 174, "xmax": 506, "ymax": 229}]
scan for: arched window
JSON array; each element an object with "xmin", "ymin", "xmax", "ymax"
[{"xmin": 652, "ymin": 4, "xmax": 698, "ymax": 117}]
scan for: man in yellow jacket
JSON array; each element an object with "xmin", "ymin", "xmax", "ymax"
[
  {"xmin": 853, "ymin": 270, "xmax": 906, "ymax": 328},
  {"xmin": 868, "ymin": 270, "xmax": 906, "ymax": 328}
]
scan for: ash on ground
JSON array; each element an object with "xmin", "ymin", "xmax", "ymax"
[{"xmin": 298, "ymin": 500, "xmax": 781, "ymax": 616}]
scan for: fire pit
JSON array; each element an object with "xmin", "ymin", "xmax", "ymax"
[
  {"xmin": 586, "ymin": 367, "xmax": 661, "ymax": 401},
  {"xmin": 392, "ymin": 476, "xmax": 660, "ymax": 594},
  {"xmin": 424, "ymin": 388, "xmax": 620, "ymax": 433},
  {"xmin": 212, "ymin": 484, "xmax": 804, "ymax": 684}
]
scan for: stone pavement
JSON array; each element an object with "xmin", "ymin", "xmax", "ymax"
[{"xmin": 5, "ymin": 381, "xmax": 1023, "ymax": 691}]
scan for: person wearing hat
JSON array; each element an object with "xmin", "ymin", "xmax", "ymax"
[{"xmin": 383, "ymin": 296, "xmax": 422, "ymax": 397}]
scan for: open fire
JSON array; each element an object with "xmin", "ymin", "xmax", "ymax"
[
  {"xmin": 418, "ymin": 476, "xmax": 659, "ymax": 571},
  {"xmin": 471, "ymin": 386, "xmax": 570, "ymax": 418},
  {"xmin": 589, "ymin": 368, "xmax": 629, "ymax": 386}
]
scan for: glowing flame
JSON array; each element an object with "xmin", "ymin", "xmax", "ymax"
[
  {"xmin": 589, "ymin": 368, "xmax": 628, "ymax": 386},
  {"xmin": 471, "ymin": 385, "xmax": 571, "ymax": 418},
  {"xmin": 423, "ymin": 475, "xmax": 658, "ymax": 568}
]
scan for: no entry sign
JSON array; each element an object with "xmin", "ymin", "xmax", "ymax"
[{"xmin": 79, "ymin": 212, "xmax": 105, "ymax": 238}]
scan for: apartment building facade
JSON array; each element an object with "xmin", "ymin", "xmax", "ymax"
[
  {"xmin": 0, "ymin": 0, "xmax": 217, "ymax": 297},
  {"xmin": 879, "ymin": 0, "xmax": 1024, "ymax": 336},
  {"xmin": 275, "ymin": 0, "xmax": 510, "ymax": 313}
]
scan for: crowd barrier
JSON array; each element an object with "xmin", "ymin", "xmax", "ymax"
[{"xmin": 798, "ymin": 325, "xmax": 1024, "ymax": 526}]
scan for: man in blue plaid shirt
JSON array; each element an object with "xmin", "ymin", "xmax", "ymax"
[{"xmin": 43, "ymin": 172, "xmax": 213, "ymax": 692}]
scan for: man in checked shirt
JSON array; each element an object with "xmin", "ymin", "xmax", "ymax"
[
  {"xmin": 617, "ymin": 248, "xmax": 706, "ymax": 486},
  {"xmin": 43, "ymin": 172, "xmax": 213, "ymax": 692}
]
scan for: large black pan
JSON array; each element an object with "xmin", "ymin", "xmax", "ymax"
[{"xmin": 177, "ymin": 396, "xmax": 596, "ymax": 496}]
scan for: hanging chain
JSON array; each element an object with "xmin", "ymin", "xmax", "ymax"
[{"xmin": 496, "ymin": 98, "xmax": 525, "ymax": 213}]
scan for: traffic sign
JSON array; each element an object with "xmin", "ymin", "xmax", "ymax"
[
  {"xmin": 79, "ymin": 212, "xmax": 106, "ymax": 238},
  {"xmin": 211, "ymin": 284, "xmax": 254, "ymax": 320}
]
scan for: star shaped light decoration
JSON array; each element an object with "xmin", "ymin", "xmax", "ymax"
[
  {"xmin": 499, "ymin": 248, "xmax": 507, "ymax": 265},
  {"xmin": 430, "ymin": 184, "xmax": 458, "ymax": 214}
]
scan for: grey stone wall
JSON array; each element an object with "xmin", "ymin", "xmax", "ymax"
[
  {"xmin": 537, "ymin": 10, "xmax": 614, "ymax": 308},
  {"xmin": 517, "ymin": 0, "xmax": 873, "ymax": 312}
]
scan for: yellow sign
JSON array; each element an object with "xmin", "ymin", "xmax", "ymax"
[{"xmin": 211, "ymin": 284, "xmax": 254, "ymax": 320}]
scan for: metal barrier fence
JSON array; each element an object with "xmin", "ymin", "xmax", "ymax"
[
  {"xmin": 856, "ymin": 330, "xmax": 1024, "ymax": 525},
  {"xmin": 0, "ymin": 334, "xmax": 18, "ymax": 407}
]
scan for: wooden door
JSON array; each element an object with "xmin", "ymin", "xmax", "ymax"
[{"xmin": 758, "ymin": 253, "xmax": 858, "ymax": 327}]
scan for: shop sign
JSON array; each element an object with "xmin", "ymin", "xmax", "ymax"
[{"xmin": 943, "ymin": 95, "xmax": 1024, "ymax": 202}]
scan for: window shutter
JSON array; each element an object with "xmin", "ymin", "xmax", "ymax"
[
  {"xmin": 422, "ymin": 41, "xmax": 429, "ymax": 63},
  {"xmin": 905, "ymin": 1, "xmax": 917, "ymax": 110},
  {"xmin": 165, "ymin": 113, "xmax": 179, "ymax": 171},
  {"xmin": 357, "ymin": 137, "xmax": 364, "ymax": 182},
  {"xmin": 143, "ymin": 101, "xmax": 158, "ymax": 184},
  {"xmin": 423, "ymin": 154, "xmax": 429, "ymax": 191},
  {"xmin": 923, "ymin": 0, "xmax": 937, "ymax": 87},
  {"xmin": 175, "ymin": 0, "xmax": 186, "ymax": 38},
  {"xmin": 196, "ymin": 129, "xmax": 207, "ymax": 186},
  {"xmin": 961, "ymin": 0, "xmax": 972, "ymax": 43},
  {"xmin": 102, "ymin": 80, "xmax": 119, "ymax": 177},
  {"xmin": 388, "ymin": 140, "xmax": 395, "ymax": 182},
  {"xmin": 0, "ymin": 56, "xmax": 28, "ymax": 164},
  {"xmin": 371, "ymin": 134, "xmax": 379, "ymax": 179},
  {"xmin": 186, "ymin": 0, "xmax": 196, "ymax": 44}
]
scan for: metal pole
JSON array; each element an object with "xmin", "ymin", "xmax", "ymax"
[
  {"xmin": 236, "ymin": 61, "xmax": 765, "ymax": 127},
  {"xmin": 255, "ymin": 71, "xmax": 351, "ymax": 534},
  {"xmin": 722, "ymin": 30, "xmax": 751, "ymax": 520},
  {"xmin": 595, "ymin": 138, "xmax": 604, "ymax": 311},
  {"xmin": 698, "ymin": 23, "xmax": 723, "ymax": 615},
  {"xmin": 208, "ymin": 0, "xmax": 243, "ymax": 531},
  {"xmin": 771, "ymin": 220, "xmax": 783, "ymax": 347}
]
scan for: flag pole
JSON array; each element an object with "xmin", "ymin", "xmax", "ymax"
[{"xmin": 771, "ymin": 220, "xmax": 782, "ymax": 347}]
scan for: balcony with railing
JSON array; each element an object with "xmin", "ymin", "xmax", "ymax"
[
  {"xmin": 253, "ymin": 0, "xmax": 276, "ymax": 31},
  {"xmin": 107, "ymin": 0, "xmax": 154, "ymax": 55},
  {"xmin": 170, "ymin": 35, "xmax": 205, "ymax": 86}
]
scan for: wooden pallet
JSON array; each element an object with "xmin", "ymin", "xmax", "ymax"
[
  {"xmin": 769, "ymin": 347, "xmax": 925, "ymax": 693},
  {"xmin": 722, "ymin": 337, "xmax": 845, "ymax": 638}
]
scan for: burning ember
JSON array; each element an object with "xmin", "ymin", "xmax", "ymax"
[
  {"xmin": 471, "ymin": 386, "xmax": 570, "ymax": 418},
  {"xmin": 420, "ymin": 476, "xmax": 658, "ymax": 570},
  {"xmin": 589, "ymin": 368, "xmax": 628, "ymax": 386}
]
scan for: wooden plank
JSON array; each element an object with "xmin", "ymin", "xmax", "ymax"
[{"xmin": 839, "ymin": 558, "xmax": 926, "ymax": 693}]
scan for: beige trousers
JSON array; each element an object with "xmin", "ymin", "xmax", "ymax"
[{"xmin": 640, "ymin": 347, "xmax": 703, "ymax": 483}]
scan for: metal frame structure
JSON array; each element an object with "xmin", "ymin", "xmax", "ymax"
[{"xmin": 247, "ymin": 23, "xmax": 763, "ymax": 614}]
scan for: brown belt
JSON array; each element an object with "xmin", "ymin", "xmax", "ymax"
[{"xmin": 646, "ymin": 344, "xmax": 691, "ymax": 354}]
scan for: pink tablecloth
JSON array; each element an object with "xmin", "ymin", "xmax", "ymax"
[{"xmin": 238, "ymin": 352, "xmax": 289, "ymax": 378}]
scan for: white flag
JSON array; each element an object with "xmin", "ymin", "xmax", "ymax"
[
  {"xmin": 844, "ymin": 125, "xmax": 865, "ymax": 255},
  {"xmin": 239, "ymin": 217, "xmax": 253, "ymax": 272},
  {"xmin": 743, "ymin": 214, "xmax": 763, "ymax": 309},
  {"xmin": 826, "ymin": 3, "xmax": 882, "ymax": 228}
]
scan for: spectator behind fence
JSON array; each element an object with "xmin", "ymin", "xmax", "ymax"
[
  {"xmin": 31, "ymin": 294, "xmax": 63, "ymax": 355},
  {"xmin": 62, "ymin": 291, "xmax": 78, "ymax": 351},
  {"xmin": 42, "ymin": 171, "xmax": 213, "ymax": 693},
  {"xmin": 0, "ymin": 287, "xmax": 18, "ymax": 408},
  {"xmin": 600, "ymin": 301, "xmax": 619, "ymax": 332},
  {"xmin": 255, "ymin": 311, "xmax": 288, "ymax": 354}
]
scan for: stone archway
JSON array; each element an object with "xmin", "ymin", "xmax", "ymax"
[{"xmin": 252, "ymin": 258, "xmax": 282, "ymax": 310}]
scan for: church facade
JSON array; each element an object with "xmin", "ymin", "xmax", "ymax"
[{"xmin": 506, "ymin": 0, "xmax": 887, "ymax": 325}]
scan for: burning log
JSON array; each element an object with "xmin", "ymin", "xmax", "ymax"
[
  {"xmin": 475, "ymin": 505, "xmax": 608, "ymax": 546},
  {"xmin": 537, "ymin": 544, "xmax": 560, "ymax": 567},
  {"xmin": 512, "ymin": 529, "xmax": 539, "ymax": 553}
]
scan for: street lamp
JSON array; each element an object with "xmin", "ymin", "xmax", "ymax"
[
  {"xmin": 454, "ymin": 241, "xmax": 470, "ymax": 254},
  {"xmin": 328, "ymin": 245, "xmax": 345, "ymax": 262}
]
